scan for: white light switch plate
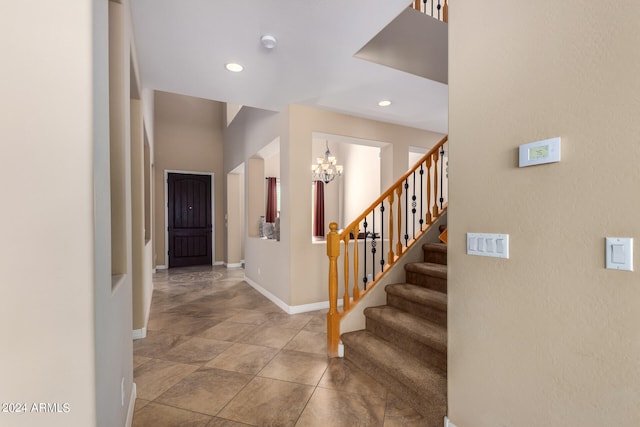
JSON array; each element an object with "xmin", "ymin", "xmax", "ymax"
[
  {"xmin": 605, "ymin": 237, "xmax": 633, "ymax": 271},
  {"xmin": 467, "ymin": 233, "xmax": 509, "ymax": 259}
]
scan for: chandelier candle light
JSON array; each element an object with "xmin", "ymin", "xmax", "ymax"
[{"xmin": 312, "ymin": 141, "xmax": 343, "ymax": 184}]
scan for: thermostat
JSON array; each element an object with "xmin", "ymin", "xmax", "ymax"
[{"xmin": 519, "ymin": 137, "xmax": 561, "ymax": 167}]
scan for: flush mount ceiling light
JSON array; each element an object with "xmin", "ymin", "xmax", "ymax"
[
  {"xmin": 260, "ymin": 34, "xmax": 277, "ymax": 49},
  {"xmin": 378, "ymin": 100, "xmax": 392, "ymax": 107},
  {"xmin": 225, "ymin": 63, "xmax": 243, "ymax": 72}
]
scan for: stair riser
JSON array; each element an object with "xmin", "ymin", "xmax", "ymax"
[
  {"xmin": 405, "ymin": 272, "xmax": 447, "ymax": 293},
  {"xmin": 387, "ymin": 294, "xmax": 447, "ymax": 327},
  {"xmin": 366, "ymin": 318, "xmax": 446, "ymax": 374},
  {"xmin": 344, "ymin": 345, "xmax": 446, "ymax": 422},
  {"xmin": 423, "ymin": 250, "xmax": 447, "ymax": 265}
]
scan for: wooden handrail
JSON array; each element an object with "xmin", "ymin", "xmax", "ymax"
[
  {"xmin": 327, "ymin": 135, "xmax": 448, "ymax": 356},
  {"xmin": 337, "ymin": 135, "xmax": 447, "ymax": 242}
]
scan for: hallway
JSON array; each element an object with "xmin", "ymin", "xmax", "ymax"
[{"xmin": 132, "ymin": 266, "xmax": 426, "ymax": 426}]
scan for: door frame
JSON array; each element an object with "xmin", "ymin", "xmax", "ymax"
[{"xmin": 164, "ymin": 169, "xmax": 215, "ymax": 267}]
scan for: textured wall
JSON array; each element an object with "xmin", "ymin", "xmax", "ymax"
[{"xmin": 448, "ymin": 1, "xmax": 640, "ymax": 426}]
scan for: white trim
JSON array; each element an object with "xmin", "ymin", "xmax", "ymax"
[
  {"xmin": 225, "ymin": 262, "xmax": 243, "ymax": 268},
  {"xmin": 164, "ymin": 170, "xmax": 216, "ymax": 267},
  {"xmin": 244, "ymin": 275, "xmax": 342, "ymax": 314},
  {"xmin": 132, "ymin": 327, "xmax": 146, "ymax": 340},
  {"xmin": 444, "ymin": 416, "xmax": 457, "ymax": 427},
  {"xmin": 214, "ymin": 261, "xmax": 224, "ymax": 266},
  {"xmin": 155, "ymin": 264, "xmax": 167, "ymax": 270},
  {"xmin": 289, "ymin": 300, "xmax": 336, "ymax": 314},
  {"xmin": 125, "ymin": 383, "xmax": 137, "ymax": 427}
]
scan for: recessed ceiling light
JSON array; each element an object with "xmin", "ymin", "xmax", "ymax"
[
  {"xmin": 378, "ymin": 100, "xmax": 392, "ymax": 107},
  {"xmin": 225, "ymin": 63, "xmax": 243, "ymax": 72}
]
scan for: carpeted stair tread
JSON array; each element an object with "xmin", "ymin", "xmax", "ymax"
[
  {"xmin": 385, "ymin": 283, "xmax": 447, "ymax": 312},
  {"xmin": 422, "ymin": 242, "xmax": 447, "ymax": 265},
  {"xmin": 405, "ymin": 262, "xmax": 447, "ymax": 279},
  {"xmin": 386, "ymin": 283, "xmax": 447, "ymax": 326},
  {"xmin": 364, "ymin": 305, "xmax": 447, "ymax": 355},
  {"xmin": 341, "ymin": 330, "xmax": 446, "ymax": 419},
  {"xmin": 422, "ymin": 242, "xmax": 447, "ymax": 254},
  {"xmin": 338, "ymin": 236, "xmax": 448, "ymax": 421}
]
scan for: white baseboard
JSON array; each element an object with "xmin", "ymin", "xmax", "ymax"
[
  {"xmin": 155, "ymin": 265, "xmax": 167, "ymax": 270},
  {"xmin": 132, "ymin": 327, "xmax": 147, "ymax": 340},
  {"xmin": 244, "ymin": 275, "xmax": 342, "ymax": 314},
  {"xmin": 225, "ymin": 262, "xmax": 243, "ymax": 268},
  {"xmin": 125, "ymin": 382, "xmax": 136, "ymax": 427},
  {"xmin": 444, "ymin": 416, "xmax": 457, "ymax": 427},
  {"xmin": 214, "ymin": 261, "xmax": 224, "ymax": 266},
  {"xmin": 288, "ymin": 300, "xmax": 333, "ymax": 314}
]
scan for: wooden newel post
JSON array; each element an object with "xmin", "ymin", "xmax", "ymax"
[{"xmin": 326, "ymin": 222, "xmax": 341, "ymax": 357}]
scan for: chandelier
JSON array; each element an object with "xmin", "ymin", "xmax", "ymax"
[{"xmin": 312, "ymin": 141, "xmax": 343, "ymax": 184}]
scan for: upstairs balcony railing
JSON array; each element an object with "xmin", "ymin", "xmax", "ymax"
[
  {"xmin": 326, "ymin": 135, "xmax": 448, "ymax": 356},
  {"xmin": 412, "ymin": 0, "xmax": 449, "ymax": 22}
]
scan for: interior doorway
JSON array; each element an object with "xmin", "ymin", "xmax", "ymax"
[{"xmin": 226, "ymin": 164, "xmax": 245, "ymax": 267}]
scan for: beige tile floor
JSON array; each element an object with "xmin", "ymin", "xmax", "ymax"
[{"xmin": 132, "ymin": 265, "xmax": 427, "ymax": 426}]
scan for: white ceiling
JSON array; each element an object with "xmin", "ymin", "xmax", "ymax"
[{"xmin": 130, "ymin": 0, "xmax": 448, "ymax": 133}]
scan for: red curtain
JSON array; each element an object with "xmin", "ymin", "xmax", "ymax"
[
  {"xmin": 313, "ymin": 181, "xmax": 325, "ymax": 237},
  {"xmin": 266, "ymin": 177, "xmax": 278, "ymax": 223}
]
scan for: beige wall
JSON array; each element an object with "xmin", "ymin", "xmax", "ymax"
[
  {"xmin": 224, "ymin": 107, "xmax": 291, "ymax": 305},
  {"xmin": 247, "ymin": 158, "xmax": 265, "ymax": 238},
  {"xmin": 96, "ymin": 2, "xmax": 135, "ymax": 426},
  {"xmin": 448, "ymin": 2, "xmax": 640, "ymax": 426},
  {"xmin": 0, "ymin": 1, "xmax": 97, "ymax": 424},
  {"xmin": 341, "ymin": 143, "xmax": 381, "ymax": 225},
  {"xmin": 153, "ymin": 91, "xmax": 225, "ymax": 266},
  {"xmin": 131, "ymin": 99, "xmax": 154, "ymax": 332},
  {"xmin": 226, "ymin": 172, "xmax": 245, "ymax": 265},
  {"xmin": 0, "ymin": 0, "xmax": 139, "ymax": 425}
]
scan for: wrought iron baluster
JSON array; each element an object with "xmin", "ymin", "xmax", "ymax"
[
  {"xmin": 426, "ymin": 156, "xmax": 432, "ymax": 225},
  {"xmin": 419, "ymin": 164, "xmax": 424, "ymax": 230},
  {"xmin": 363, "ymin": 218, "xmax": 368, "ymax": 290},
  {"xmin": 432, "ymin": 148, "xmax": 439, "ymax": 220},
  {"xmin": 437, "ymin": 0, "xmax": 441, "ymax": 20},
  {"xmin": 439, "ymin": 145, "xmax": 445, "ymax": 209},
  {"xmin": 404, "ymin": 179, "xmax": 409, "ymax": 247},
  {"xmin": 380, "ymin": 202, "xmax": 385, "ymax": 271},
  {"xmin": 412, "ymin": 171, "xmax": 417, "ymax": 238},
  {"xmin": 371, "ymin": 213, "xmax": 376, "ymax": 279}
]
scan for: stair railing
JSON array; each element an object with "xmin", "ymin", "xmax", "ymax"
[
  {"xmin": 412, "ymin": 0, "xmax": 449, "ymax": 22},
  {"xmin": 327, "ymin": 135, "xmax": 448, "ymax": 356}
]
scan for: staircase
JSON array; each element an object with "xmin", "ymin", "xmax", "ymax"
[{"xmin": 341, "ymin": 241, "xmax": 447, "ymax": 424}]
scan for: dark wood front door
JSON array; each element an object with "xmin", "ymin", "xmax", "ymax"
[{"xmin": 168, "ymin": 173, "xmax": 212, "ymax": 268}]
